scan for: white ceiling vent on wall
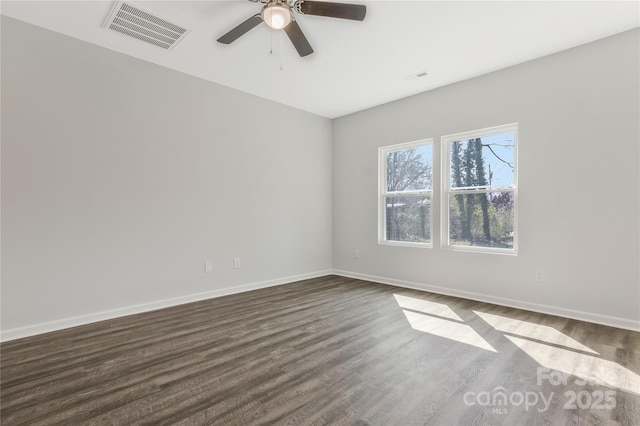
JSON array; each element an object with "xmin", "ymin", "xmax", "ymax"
[{"xmin": 103, "ymin": 1, "xmax": 190, "ymax": 50}]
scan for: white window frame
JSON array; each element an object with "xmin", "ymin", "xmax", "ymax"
[
  {"xmin": 441, "ymin": 123, "xmax": 518, "ymax": 254},
  {"xmin": 378, "ymin": 139, "xmax": 434, "ymax": 248}
]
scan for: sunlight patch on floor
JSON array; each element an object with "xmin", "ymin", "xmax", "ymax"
[
  {"xmin": 401, "ymin": 310, "xmax": 497, "ymax": 352},
  {"xmin": 474, "ymin": 310, "xmax": 599, "ymax": 355},
  {"xmin": 393, "ymin": 294, "xmax": 462, "ymax": 321},
  {"xmin": 505, "ymin": 335, "xmax": 640, "ymax": 395}
]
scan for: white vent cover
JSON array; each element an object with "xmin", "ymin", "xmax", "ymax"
[
  {"xmin": 103, "ymin": 1, "xmax": 190, "ymax": 50},
  {"xmin": 403, "ymin": 70, "xmax": 428, "ymax": 81}
]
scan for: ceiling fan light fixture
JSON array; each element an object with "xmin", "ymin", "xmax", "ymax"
[{"xmin": 262, "ymin": 3, "xmax": 292, "ymax": 30}]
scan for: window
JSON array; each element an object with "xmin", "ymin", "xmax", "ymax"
[
  {"xmin": 379, "ymin": 140, "xmax": 433, "ymax": 247},
  {"xmin": 442, "ymin": 124, "xmax": 517, "ymax": 253}
]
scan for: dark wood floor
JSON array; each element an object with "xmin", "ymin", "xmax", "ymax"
[{"xmin": 1, "ymin": 275, "xmax": 639, "ymax": 425}]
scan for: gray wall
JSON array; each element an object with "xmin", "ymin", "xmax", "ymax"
[
  {"xmin": 1, "ymin": 17, "xmax": 333, "ymax": 338},
  {"xmin": 332, "ymin": 29, "xmax": 640, "ymax": 329},
  {"xmin": 2, "ymin": 17, "xmax": 638, "ymax": 339}
]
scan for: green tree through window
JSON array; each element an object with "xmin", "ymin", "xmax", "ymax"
[
  {"xmin": 380, "ymin": 140, "xmax": 433, "ymax": 246},
  {"xmin": 444, "ymin": 124, "xmax": 517, "ymax": 252}
]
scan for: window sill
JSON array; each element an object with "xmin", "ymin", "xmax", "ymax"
[
  {"xmin": 379, "ymin": 240, "xmax": 432, "ymax": 249},
  {"xmin": 442, "ymin": 244, "xmax": 518, "ymax": 256}
]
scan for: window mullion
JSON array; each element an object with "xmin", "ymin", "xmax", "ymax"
[{"xmin": 448, "ymin": 188, "xmax": 515, "ymax": 195}]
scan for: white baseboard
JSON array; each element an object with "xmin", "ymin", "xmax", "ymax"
[
  {"xmin": 4, "ymin": 269, "xmax": 637, "ymax": 342},
  {"xmin": 0, "ymin": 270, "xmax": 333, "ymax": 342},
  {"xmin": 333, "ymin": 269, "xmax": 640, "ymax": 332}
]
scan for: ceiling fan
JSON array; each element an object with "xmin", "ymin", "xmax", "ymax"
[{"xmin": 217, "ymin": 0, "xmax": 366, "ymax": 57}]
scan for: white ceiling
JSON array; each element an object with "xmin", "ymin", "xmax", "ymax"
[{"xmin": 2, "ymin": 1, "xmax": 638, "ymax": 118}]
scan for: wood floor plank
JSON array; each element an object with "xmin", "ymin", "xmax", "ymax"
[{"xmin": 2, "ymin": 275, "xmax": 639, "ymax": 425}]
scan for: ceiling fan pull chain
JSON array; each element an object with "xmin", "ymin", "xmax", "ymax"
[{"xmin": 280, "ymin": 30, "xmax": 284, "ymax": 71}]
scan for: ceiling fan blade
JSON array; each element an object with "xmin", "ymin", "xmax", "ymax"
[
  {"xmin": 295, "ymin": 1, "xmax": 366, "ymax": 21},
  {"xmin": 217, "ymin": 14, "xmax": 263, "ymax": 44},
  {"xmin": 284, "ymin": 19, "xmax": 314, "ymax": 57}
]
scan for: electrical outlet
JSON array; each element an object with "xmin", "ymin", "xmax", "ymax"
[
  {"xmin": 536, "ymin": 270, "xmax": 545, "ymax": 282},
  {"xmin": 204, "ymin": 261, "xmax": 213, "ymax": 273},
  {"xmin": 354, "ymin": 249, "xmax": 360, "ymax": 260},
  {"xmin": 233, "ymin": 258, "xmax": 241, "ymax": 269}
]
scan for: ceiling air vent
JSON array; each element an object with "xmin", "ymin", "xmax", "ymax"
[
  {"xmin": 403, "ymin": 70, "xmax": 428, "ymax": 81},
  {"xmin": 103, "ymin": 1, "xmax": 190, "ymax": 50}
]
